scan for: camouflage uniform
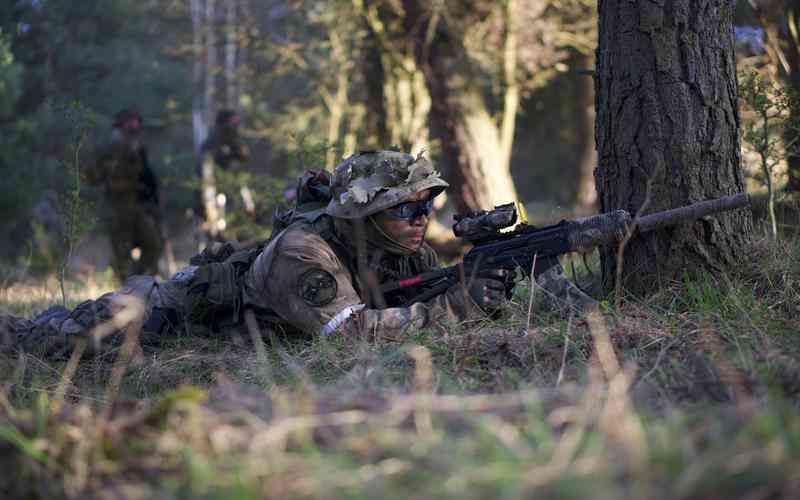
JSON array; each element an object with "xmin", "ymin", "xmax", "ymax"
[
  {"xmin": 1, "ymin": 272, "xmax": 189, "ymax": 357},
  {"xmin": 243, "ymin": 150, "xmax": 594, "ymax": 339},
  {"xmin": 87, "ymin": 109, "xmax": 163, "ymax": 279},
  {"xmin": 243, "ymin": 219, "xmax": 484, "ymax": 339},
  {"xmin": 533, "ymin": 260, "xmax": 597, "ymax": 315}
]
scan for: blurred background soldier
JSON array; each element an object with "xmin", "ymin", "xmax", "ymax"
[
  {"xmin": 86, "ymin": 108, "xmax": 163, "ymax": 280},
  {"xmin": 198, "ymin": 109, "xmax": 251, "ymax": 242}
]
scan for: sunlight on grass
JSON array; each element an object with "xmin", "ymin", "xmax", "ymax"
[{"xmin": 1, "ymin": 273, "xmax": 117, "ymax": 315}]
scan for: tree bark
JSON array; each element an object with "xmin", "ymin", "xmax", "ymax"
[
  {"xmin": 405, "ymin": 0, "xmax": 520, "ymax": 213},
  {"xmin": 419, "ymin": 47, "xmax": 491, "ymax": 212},
  {"xmin": 595, "ymin": 0, "xmax": 753, "ymax": 295},
  {"xmin": 361, "ymin": 24, "xmax": 389, "ymax": 147},
  {"xmin": 384, "ymin": 55, "xmax": 430, "ymax": 153}
]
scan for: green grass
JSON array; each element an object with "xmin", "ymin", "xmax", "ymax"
[{"xmin": 2, "ymin": 234, "xmax": 800, "ymax": 498}]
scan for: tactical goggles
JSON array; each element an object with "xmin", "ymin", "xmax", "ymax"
[{"xmin": 383, "ymin": 198, "xmax": 434, "ymax": 220}]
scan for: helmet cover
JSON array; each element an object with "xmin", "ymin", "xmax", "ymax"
[{"xmin": 325, "ymin": 150, "xmax": 449, "ymax": 219}]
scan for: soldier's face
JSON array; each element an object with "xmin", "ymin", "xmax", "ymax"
[
  {"xmin": 122, "ymin": 118, "xmax": 141, "ymax": 137},
  {"xmin": 374, "ymin": 190, "xmax": 433, "ymax": 250}
]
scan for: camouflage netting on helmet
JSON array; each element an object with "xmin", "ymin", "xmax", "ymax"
[{"xmin": 326, "ymin": 150, "xmax": 449, "ymax": 219}]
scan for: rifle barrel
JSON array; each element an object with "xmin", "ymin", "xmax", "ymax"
[
  {"xmin": 565, "ymin": 193, "xmax": 751, "ymax": 254},
  {"xmin": 636, "ymin": 193, "xmax": 750, "ymax": 233}
]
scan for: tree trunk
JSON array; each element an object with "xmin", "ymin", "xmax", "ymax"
[
  {"xmin": 200, "ymin": 0, "xmax": 221, "ymax": 240},
  {"xmin": 191, "ymin": 0, "xmax": 208, "ymax": 153},
  {"xmin": 595, "ymin": 0, "xmax": 753, "ymax": 295},
  {"xmin": 406, "ymin": 0, "xmax": 519, "ymax": 213},
  {"xmin": 238, "ymin": 0, "xmax": 252, "ymax": 103},
  {"xmin": 420, "ymin": 56, "xmax": 490, "ymax": 212},
  {"xmin": 205, "ymin": 0, "xmax": 217, "ymax": 125},
  {"xmin": 575, "ymin": 55, "xmax": 598, "ymax": 214},
  {"xmin": 384, "ymin": 55, "xmax": 430, "ymax": 153},
  {"xmin": 356, "ymin": 0, "xmax": 430, "ymax": 152},
  {"xmin": 323, "ymin": 29, "xmax": 349, "ymax": 169},
  {"xmin": 361, "ymin": 24, "xmax": 389, "ymax": 147},
  {"xmin": 224, "ymin": 0, "xmax": 238, "ymax": 110}
]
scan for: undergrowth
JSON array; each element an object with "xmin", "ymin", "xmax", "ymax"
[{"xmin": 1, "ymin": 234, "xmax": 800, "ymax": 499}]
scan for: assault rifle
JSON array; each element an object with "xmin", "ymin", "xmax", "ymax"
[{"xmin": 380, "ymin": 193, "xmax": 751, "ymax": 306}]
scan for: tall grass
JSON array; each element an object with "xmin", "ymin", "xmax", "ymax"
[{"xmin": 1, "ymin": 234, "xmax": 800, "ymax": 499}]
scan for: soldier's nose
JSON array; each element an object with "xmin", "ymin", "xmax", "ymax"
[{"xmin": 410, "ymin": 214, "xmax": 428, "ymax": 226}]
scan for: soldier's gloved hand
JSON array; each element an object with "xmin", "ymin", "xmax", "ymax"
[
  {"xmin": 502, "ymin": 267, "xmax": 518, "ymax": 299},
  {"xmin": 466, "ymin": 268, "xmax": 515, "ymax": 314}
]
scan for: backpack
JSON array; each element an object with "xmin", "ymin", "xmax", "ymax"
[{"xmin": 183, "ymin": 170, "xmax": 332, "ymax": 328}]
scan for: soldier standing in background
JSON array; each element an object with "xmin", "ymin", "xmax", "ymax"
[
  {"xmin": 86, "ymin": 109, "xmax": 163, "ymax": 280},
  {"xmin": 198, "ymin": 109, "xmax": 251, "ymax": 241}
]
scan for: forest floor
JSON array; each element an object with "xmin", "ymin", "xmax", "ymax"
[{"xmin": 1, "ymin": 229, "xmax": 800, "ymax": 499}]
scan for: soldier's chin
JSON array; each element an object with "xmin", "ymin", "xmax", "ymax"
[{"xmin": 404, "ymin": 237, "xmax": 424, "ymax": 250}]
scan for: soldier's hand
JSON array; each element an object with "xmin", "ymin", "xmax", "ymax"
[
  {"xmin": 501, "ymin": 267, "xmax": 518, "ymax": 299},
  {"xmin": 465, "ymin": 268, "xmax": 515, "ymax": 313}
]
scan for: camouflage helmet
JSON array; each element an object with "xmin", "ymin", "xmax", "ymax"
[{"xmin": 325, "ymin": 150, "xmax": 449, "ymax": 219}]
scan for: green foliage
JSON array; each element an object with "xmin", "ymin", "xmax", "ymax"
[
  {"xmin": 285, "ymin": 135, "xmax": 336, "ymax": 171},
  {"xmin": 0, "ymin": 28, "xmax": 33, "ymax": 221},
  {"xmin": 211, "ymin": 168, "xmax": 278, "ymax": 242},
  {"xmin": 55, "ymin": 100, "xmax": 96, "ymax": 303},
  {"xmin": 0, "ymin": 0, "xmax": 193, "ymax": 268},
  {"xmin": 679, "ymin": 272, "xmax": 731, "ymax": 314},
  {"xmin": 739, "ymin": 69, "xmax": 800, "ymax": 237},
  {"xmin": 0, "ymin": 0, "xmax": 608, "ymax": 269},
  {"xmin": 202, "ymin": 137, "xmax": 335, "ymax": 242},
  {"xmin": 242, "ymin": 1, "xmax": 366, "ymax": 159},
  {"xmin": 739, "ymin": 71, "xmax": 800, "ymax": 172},
  {"xmin": 0, "ymin": 28, "xmax": 21, "ymax": 116}
]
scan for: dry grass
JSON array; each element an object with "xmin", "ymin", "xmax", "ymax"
[
  {"xmin": 1, "ymin": 235, "xmax": 800, "ymax": 499},
  {"xmin": 0, "ymin": 272, "xmax": 117, "ymax": 315}
]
